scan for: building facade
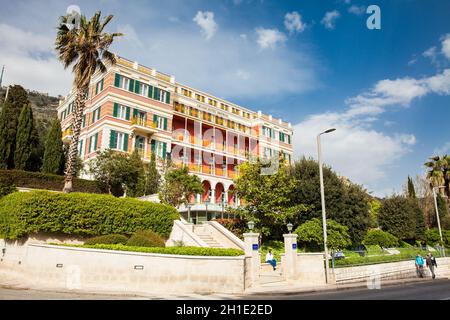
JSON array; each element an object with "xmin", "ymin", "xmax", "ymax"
[{"xmin": 58, "ymin": 56, "xmax": 293, "ymax": 223}]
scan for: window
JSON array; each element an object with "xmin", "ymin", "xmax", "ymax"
[
  {"xmin": 88, "ymin": 133, "xmax": 99, "ymax": 153},
  {"xmin": 220, "ymin": 103, "xmax": 229, "ymax": 111},
  {"xmin": 181, "ymin": 88, "xmax": 192, "ymax": 97},
  {"xmin": 78, "ymin": 139, "xmax": 84, "ymax": 156},
  {"xmin": 118, "ymin": 76, "xmax": 130, "ymax": 90},
  {"xmin": 136, "ymin": 82, "xmax": 149, "ymax": 97},
  {"xmin": 209, "ymin": 99, "xmax": 217, "ymax": 107},
  {"xmin": 82, "ymin": 114, "xmax": 86, "ymax": 128},
  {"xmin": 195, "ymin": 94, "xmax": 205, "ymax": 103},
  {"xmin": 109, "ymin": 130, "xmax": 129, "ymax": 152},
  {"xmin": 95, "ymin": 79, "xmax": 104, "ymax": 95},
  {"xmin": 113, "ymin": 103, "xmax": 130, "ymax": 120},
  {"xmin": 151, "ymin": 140, "xmax": 167, "ymax": 159},
  {"xmin": 232, "ymin": 107, "xmax": 240, "ymax": 115},
  {"xmin": 263, "ymin": 147, "xmax": 272, "ymax": 158},
  {"xmin": 153, "ymin": 114, "xmax": 168, "ymax": 130},
  {"xmin": 91, "ymin": 106, "xmax": 101, "ymax": 123},
  {"xmin": 159, "ymin": 90, "xmax": 167, "ymax": 103}
]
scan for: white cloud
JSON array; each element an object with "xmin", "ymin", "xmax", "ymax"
[
  {"xmin": 293, "ymin": 67, "xmax": 450, "ymax": 196},
  {"xmin": 348, "ymin": 5, "xmax": 366, "ymax": 16},
  {"xmin": 321, "ymin": 10, "xmax": 340, "ymax": 30},
  {"xmin": 284, "ymin": 11, "xmax": 306, "ymax": 34},
  {"xmin": 193, "ymin": 11, "xmax": 218, "ymax": 40},
  {"xmin": 255, "ymin": 28, "xmax": 287, "ymax": 49},
  {"xmin": 0, "ymin": 23, "xmax": 71, "ymax": 96},
  {"xmin": 441, "ymin": 34, "xmax": 450, "ymax": 60},
  {"xmin": 117, "ymin": 24, "xmax": 143, "ymax": 48}
]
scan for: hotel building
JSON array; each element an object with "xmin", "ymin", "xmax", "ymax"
[{"xmin": 57, "ymin": 56, "xmax": 293, "ymax": 223}]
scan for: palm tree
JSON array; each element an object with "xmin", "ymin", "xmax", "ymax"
[
  {"xmin": 55, "ymin": 11, "xmax": 122, "ymax": 192},
  {"xmin": 425, "ymin": 155, "xmax": 450, "ymax": 198}
]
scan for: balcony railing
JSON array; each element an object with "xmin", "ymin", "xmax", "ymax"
[{"xmin": 131, "ymin": 117, "xmax": 157, "ymax": 129}]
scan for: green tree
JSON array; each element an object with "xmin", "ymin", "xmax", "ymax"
[
  {"xmin": 14, "ymin": 104, "xmax": 40, "ymax": 171},
  {"xmin": 159, "ymin": 166, "xmax": 203, "ymax": 208},
  {"xmin": 369, "ymin": 198, "xmax": 381, "ymax": 228},
  {"xmin": 88, "ymin": 149, "xmax": 143, "ymax": 197},
  {"xmin": 436, "ymin": 194, "xmax": 450, "ymax": 229},
  {"xmin": 56, "ymin": 11, "xmax": 122, "ymax": 193},
  {"xmin": 143, "ymin": 152, "xmax": 160, "ymax": 195},
  {"xmin": 290, "ymin": 157, "xmax": 370, "ymax": 244},
  {"xmin": 378, "ymin": 195, "xmax": 425, "ymax": 241},
  {"xmin": 126, "ymin": 149, "xmax": 145, "ymax": 197},
  {"xmin": 231, "ymin": 159, "xmax": 308, "ymax": 239},
  {"xmin": 407, "ymin": 176, "xmax": 416, "ymax": 198},
  {"xmin": 42, "ymin": 119, "xmax": 65, "ymax": 174},
  {"xmin": 0, "ymin": 85, "xmax": 29, "ymax": 169},
  {"xmin": 294, "ymin": 218, "xmax": 352, "ymax": 252}
]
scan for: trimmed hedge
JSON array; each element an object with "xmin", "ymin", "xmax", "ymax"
[
  {"xmin": 66, "ymin": 243, "xmax": 244, "ymax": 256},
  {"xmin": 363, "ymin": 229, "xmax": 399, "ymax": 248},
  {"xmin": 84, "ymin": 234, "xmax": 129, "ymax": 245},
  {"xmin": 0, "ymin": 169, "xmax": 106, "ymax": 194},
  {"xmin": 0, "ymin": 191, "xmax": 179, "ymax": 240},
  {"xmin": 126, "ymin": 230, "xmax": 165, "ymax": 247},
  {"xmin": 0, "ymin": 184, "xmax": 17, "ymax": 198}
]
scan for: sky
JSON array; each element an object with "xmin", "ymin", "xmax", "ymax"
[{"xmin": 0, "ymin": 0, "xmax": 449, "ymax": 197}]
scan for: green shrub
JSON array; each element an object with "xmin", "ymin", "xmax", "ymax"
[
  {"xmin": 0, "ymin": 169, "xmax": 105, "ymax": 194},
  {"xmin": 0, "ymin": 191, "xmax": 179, "ymax": 240},
  {"xmin": 0, "ymin": 184, "xmax": 17, "ymax": 198},
  {"xmin": 363, "ymin": 229, "xmax": 399, "ymax": 248},
  {"xmin": 84, "ymin": 234, "xmax": 129, "ymax": 245},
  {"xmin": 443, "ymin": 230, "xmax": 450, "ymax": 246},
  {"xmin": 398, "ymin": 240, "xmax": 413, "ymax": 248},
  {"xmin": 126, "ymin": 230, "xmax": 165, "ymax": 247},
  {"xmin": 425, "ymin": 228, "xmax": 441, "ymax": 245},
  {"xmin": 63, "ymin": 244, "xmax": 244, "ymax": 256}
]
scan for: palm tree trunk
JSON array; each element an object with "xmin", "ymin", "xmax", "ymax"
[{"xmin": 63, "ymin": 87, "xmax": 87, "ymax": 193}]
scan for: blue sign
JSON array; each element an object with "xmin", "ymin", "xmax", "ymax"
[
  {"xmin": 292, "ymin": 243, "xmax": 297, "ymax": 250},
  {"xmin": 252, "ymin": 244, "xmax": 259, "ymax": 251}
]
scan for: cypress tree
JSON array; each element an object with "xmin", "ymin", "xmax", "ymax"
[
  {"xmin": 14, "ymin": 104, "xmax": 40, "ymax": 171},
  {"xmin": 144, "ymin": 152, "xmax": 160, "ymax": 195},
  {"xmin": 0, "ymin": 85, "xmax": 29, "ymax": 169},
  {"xmin": 407, "ymin": 176, "xmax": 416, "ymax": 198},
  {"xmin": 42, "ymin": 119, "xmax": 64, "ymax": 174}
]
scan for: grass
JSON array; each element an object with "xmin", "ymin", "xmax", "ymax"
[
  {"xmin": 335, "ymin": 246, "xmax": 448, "ymax": 268},
  {"xmin": 52, "ymin": 243, "xmax": 245, "ymax": 257}
]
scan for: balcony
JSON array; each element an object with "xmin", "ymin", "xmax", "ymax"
[
  {"xmin": 62, "ymin": 128, "xmax": 73, "ymax": 144},
  {"xmin": 131, "ymin": 117, "xmax": 158, "ymax": 135}
]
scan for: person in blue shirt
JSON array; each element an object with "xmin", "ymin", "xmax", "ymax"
[
  {"xmin": 415, "ymin": 253, "xmax": 425, "ymax": 278},
  {"xmin": 266, "ymin": 249, "xmax": 277, "ymax": 271}
]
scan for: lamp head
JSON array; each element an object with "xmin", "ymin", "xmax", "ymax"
[
  {"xmin": 248, "ymin": 221, "xmax": 255, "ymax": 231},
  {"xmin": 287, "ymin": 222, "xmax": 293, "ymax": 233},
  {"xmin": 323, "ymin": 128, "xmax": 336, "ymax": 134}
]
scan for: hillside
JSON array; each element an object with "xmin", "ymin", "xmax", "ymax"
[{"xmin": 0, "ymin": 86, "xmax": 60, "ymax": 140}]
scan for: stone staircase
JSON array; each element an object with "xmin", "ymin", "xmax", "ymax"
[
  {"xmin": 193, "ymin": 224, "xmax": 224, "ymax": 248},
  {"xmin": 258, "ymin": 263, "xmax": 284, "ymax": 285}
]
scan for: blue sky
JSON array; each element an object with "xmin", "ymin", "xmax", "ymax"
[{"xmin": 0, "ymin": 0, "xmax": 449, "ymax": 196}]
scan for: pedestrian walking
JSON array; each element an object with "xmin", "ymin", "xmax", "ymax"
[
  {"xmin": 415, "ymin": 253, "xmax": 425, "ymax": 278},
  {"xmin": 265, "ymin": 249, "xmax": 277, "ymax": 271},
  {"xmin": 426, "ymin": 252, "xmax": 438, "ymax": 279}
]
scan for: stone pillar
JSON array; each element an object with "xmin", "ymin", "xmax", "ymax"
[
  {"xmin": 210, "ymin": 189, "xmax": 216, "ymax": 204},
  {"xmin": 283, "ymin": 233, "xmax": 298, "ymax": 282},
  {"xmin": 244, "ymin": 232, "xmax": 260, "ymax": 287},
  {"xmin": 196, "ymin": 193, "xmax": 201, "ymax": 204}
]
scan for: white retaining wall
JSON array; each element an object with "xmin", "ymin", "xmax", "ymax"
[{"xmin": 0, "ymin": 240, "xmax": 248, "ymax": 294}]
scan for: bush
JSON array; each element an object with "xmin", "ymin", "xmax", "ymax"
[
  {"xmin": 84, "ymin": 234, "xmax": 129, "ymax": 245},
  {"xmin": 63, "ymin": 244, "xmax": 244, "ymax": 256},
  {"xmin": 425, "ymin": 228, "xmax": 441, "ymax": 245},
  {"xmin": 0, "ymin": 184, "xmax": 17, "ymax": 198},
  {"xmin": 213, "ymin": 218, "xmax": 247, "ymax": 239},
  {"xmin": 0, "ymin": 169, "xmax": 106, "ymax": 194},
  {"xmin": 0, "ymin": 191, "xmax": 179, "ymax": 240},
  {"xmin": 126, "ymin": 230, "xmax": 165, "ymax": 247},
  {"xmin": 363, "ymin": 229, "xmax": 399, "ymax": 248}
]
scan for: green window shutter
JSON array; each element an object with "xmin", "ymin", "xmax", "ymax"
[
  {"xmin": 94, "ymin": 132, "xmax": 98, "ymax": 150},
  {"xmin": 97, "ymin": 106, "xmax": 101, "ymax": 121},
  {"xmin": 91, "ymin": 110, "xmax": 95, "ymax": 123},
  {"xmin": 114, "ymin": 74, "xmax": 121, "ymax": 87},
  {"xmin": 153, "ymin": 87, "xmax": 160, "ymax": 100},
  {"xmin": 153, "ymin": 114, "xmax": 158, "ymax": 124},
  {"xmin": 82, "ymin": 114, "xmax": 86, "ymax": 128},
  {"xmin": 287, "ymin": 135, "xmax": 291, "ymax": 144},
  {"xmin": 165, "ymin": 92, "xmax": 170, "ymax": 104},
  {"xmin": 279, "ymin": 132, "xmax": 282, "ymax": 141},
  {"xmin": 133, "ymin": 108, "xmax": 138, "ymax": 119},
  {"xmin": 95, "ymin": 82, "xmax": 99, "ymax": 95},
  {"xmin": 148, "ymin": 85, "xmax": 153, "ymax": 99},
  {"xmin": 113, "ymin": 103, "xmax": 118, "ymax": 117},
  {"xmin": 126, "ymin": 107, "xmax": 130, "ymax": 120},
  {"xmin": 163, "ymin": 117, "xmax": 167, "ymax": 130},
  {"xmin": 100, "ymin": 79, "xmax": 104, "ymax": 91},
  {"xmin": 109, "ymin": 130, "xmax": 117, "ymax": 149},
  {"xmin": 150, "ymin": 140, "xmax": 156, "ymax": 153},
  {"xmin": 162, "ymin": 142, "xmax": 167, "ymax": 159},
  {"xmin": 123, "ymin": 133, "xmax": 129, "ymax": 151},
  {"xmin": 135, "ymin": 80, "xmax": 140, "ymax": 94},
  {"xmin": 129, "ymin": 79, "xmax": 135, "ymax": 92},
  {"xmin": 78, "ymin": 140, "xmax": 83, "ymax": 156}
]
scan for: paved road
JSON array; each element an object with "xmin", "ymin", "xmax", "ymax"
[
  {"xmin": 1, "ymin": 279, "xmax": 450, "ymax": 300},
  {"xmin": 245, "ymin": 279, "xmax": 450, "ymax": 300}
]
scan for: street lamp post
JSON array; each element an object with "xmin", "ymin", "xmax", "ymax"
[
  {"xmin": 187, "ymin": 203, "xmax": 191, "ymax": 223},
  {"xmin": 317, "ymin": 128, "xmax": 336, "ymax": 284},
  {"xmin": 432, "ymin": 186, "xmax": 445, "ymax": 254}
]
